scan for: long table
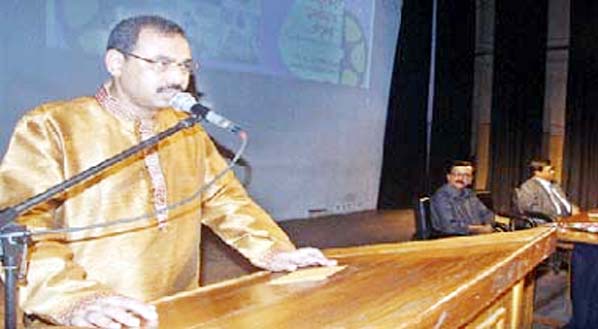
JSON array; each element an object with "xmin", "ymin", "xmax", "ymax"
[
  {"xmin": 153, "ymin": 227, "xmax": 555, "ymax": 328},
  {"xmin": 557, "ymin": 211, "xmax": 598, "ymax": 244}
]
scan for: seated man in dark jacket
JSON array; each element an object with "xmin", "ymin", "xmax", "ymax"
[{"xmin": 430, "ymin": 160, "xmax": 496, "ymax": 236}]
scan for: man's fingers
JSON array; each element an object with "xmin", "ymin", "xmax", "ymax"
[
  {"xmin": 268, "ymin": 248, "xmax": 337, "ymax": 271},
  {"xmin": 69, "ymin": 315, "xmax": 92, "ymax": 328},
  {"xmin": 86, "ymin": 310, "xmax": 122, "ymax": 329},
  {"xmin": 67, "ymin": 295, "xmax": 159, "ymax": 328},
  {"xmin": 144, "ymin": 318, "xmax": 160, "ymax": 329},
  {"xmin": 295, "ymin": 248, "xmax": 337, "ymax": 267},
  {"xmin": 316, "ymin": 256, "xmax": 338, "ymax": 267},
  {"xmin": 267, "ymin": 256, "xmax": 297, "ymax": 272},
  {"xmin": 103, "ymin": 295, "xmax": 159, "ymax": 322},
  {"xmin": 102, "ymin": 305, "xmax": 141, "ymax": 327}
]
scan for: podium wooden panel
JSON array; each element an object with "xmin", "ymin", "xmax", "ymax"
[{"xmin": 153, "ymin": 227, "xmax": 555, "ymax": 329}]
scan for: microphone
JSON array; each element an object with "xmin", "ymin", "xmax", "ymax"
[{"xmin": 169, "ymin": 92, "xmax": 242, "ymax": 134}]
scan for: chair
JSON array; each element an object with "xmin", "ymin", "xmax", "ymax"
[
  {"xmin": 472, "ymin": 189, "xmax": 530, "ymax": 231},
  {"xmin": 413, "ymin": 196, "xmax": 433, "ymax": 240},
  {"xmin": 413, "ymin": 196, "xmax": 459, "ymax": 239},
  {"xmin": 476, "ymin": 190, "xmax": 494, "ymax": 211},
  {"xmin": 475, "ymin": 190, "xmax": 510, "ymax": 231},
  {"xmin": 512, "ymin": 188, "xmax": 553, "ymax": 228},
  {"xmin": 512, "ymin": 188, "xmax": 571, "ymax": 274}
]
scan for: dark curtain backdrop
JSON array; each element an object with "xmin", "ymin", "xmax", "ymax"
[
  {"xmin": 428, "ymin": 0, "xmax": 475, "ymax": 192},
  {"xmin": 489, "ymin": 0, "xmax": 547, "ymax": 213},
  {"xmin": 378, "ymin": 0, "xmax": 432, "ymax": 208},
  {"xmin": 564, "ymin": 0, "xmax": 598, "ymax": 210},
  {"xmin": 378, "ymin": 0, "xmax": 475, "ymax": 208}
]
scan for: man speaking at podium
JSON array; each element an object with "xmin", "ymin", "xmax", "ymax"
[{"xmin": 0, "ymin": 15, "xmax": 335, "ymax": 328}]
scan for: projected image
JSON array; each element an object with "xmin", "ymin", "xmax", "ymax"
[
  {"xmin": 279, "ymin": 0, "xmax": 372, "ymax": 87},
  {"xmin": 45, "ymin": 0, "xmax": 374, "ymax": 88}
]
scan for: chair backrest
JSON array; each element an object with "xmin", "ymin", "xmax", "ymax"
[
  {"xmin": 476, "ymin": 190, "xmax": 494, "ymax": 211},
  {"xmin": 512, "ymin": 187, "xmax": 524, "ymax": 215},
  {"xmin": 511, "ymin": 187, "xmax": 552, "ymax": 228},
  {"xmin": 414, "ymin": 196, "xmax": 432, "ymax": 240}
]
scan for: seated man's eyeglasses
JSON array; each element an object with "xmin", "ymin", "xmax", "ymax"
[
  {"xmin": 450, "ymin": 172, "xmax": 472, "ymax": 178},
  {"xmin": 120, "ymin": 50, "xmax": 199, "ymax": 73}
]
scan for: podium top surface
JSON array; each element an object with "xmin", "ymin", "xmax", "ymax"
[
  {"xmin": 558, "ymin": 211, "xmax": 598, "ymax": 244},
  {"xmin": 153, "ymin": 227, "xmax": 556, "ymax": 329}
]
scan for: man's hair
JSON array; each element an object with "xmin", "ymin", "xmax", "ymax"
[
  {"xmin": 529, "ymin": 159, "xmax": 551, "ymax": 175},
  {"xmin": 107, "ymin": 15, "xmax": 186, "ymax": 52},
  {"xmin": 446, "ymin": 160, "xmax": 474, "ymax": 174}
]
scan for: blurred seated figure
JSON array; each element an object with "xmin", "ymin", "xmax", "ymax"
[
  {"xmin": 514, "ymin": 161, "xmax": 596, "ymax": 328},
  {"xmin": 515, "ymin": 159, "xmax": 579, "ymax": 221},
  {"xmin": 430, "ymin": 160, "xmax": 507, "ymax": 236}
]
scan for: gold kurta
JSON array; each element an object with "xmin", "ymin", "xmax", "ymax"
[{"xmin": 0, "ymin": 96, "xmax": 295, "ymax": 324}]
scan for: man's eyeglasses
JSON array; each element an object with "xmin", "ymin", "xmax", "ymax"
[
  {"xmin": 121, "ymin": 51, "xmax": 199, "ymax": 73},
  {"xmin": 450, "ymin": 172, "xmax": 473, "ymax": 179}
]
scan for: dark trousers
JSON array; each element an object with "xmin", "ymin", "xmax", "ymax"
[{"xmin": 567, "ymin": 243, "xmax": 598, "ymax": 329}]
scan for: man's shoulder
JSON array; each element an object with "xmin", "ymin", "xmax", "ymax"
[
  {"xmin": 432, "ymin": 184, "xmax": 446, "ymax": 195},
  {"xmin": 432, "ymin": 184, "xmax": 455, "ymax": 199},
  {"xmin": 25, "ymin": 96, "xmax": 102, "ymax": 120},
  {"xmin": 520, "ymin": 178, "xmax": 541, "ymax": 191}
]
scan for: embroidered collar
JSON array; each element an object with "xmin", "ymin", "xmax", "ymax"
[
  {"xmin": 95, "ymin": 82, "xmax": 146, "ymax": 123},
  {"xmin": 94, "ymin": 82, "xmax": 169, "ymax": 229}
]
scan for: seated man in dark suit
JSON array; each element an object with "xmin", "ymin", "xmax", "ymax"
[
  {"xmin": 516, "ymin": 159, "xmax": 579, "ymax": 221},
  {"xmin": 515, "ymin": 160, "xmax": 596, "ymax": 328},
  {"xmin": 430, "ymin": 160, "xmax": 497, "ymax": 236}
]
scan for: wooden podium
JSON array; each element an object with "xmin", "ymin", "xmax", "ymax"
[
  {"xmin": 153, "ymin": 227, "xmax": 555, "ymax": 329},
  {"xmin": 557, "ymin": 211, "xmax": 598, "ymax": 244}
]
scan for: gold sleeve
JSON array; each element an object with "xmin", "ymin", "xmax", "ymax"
[
  {"xmin": 198, "ymin": 129, "xmax": 296, "ymax": 265},
  {"xmin": 0, "ymin": 108, "xmax": 114, "ymax": 324}
]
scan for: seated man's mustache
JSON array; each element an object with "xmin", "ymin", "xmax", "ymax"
[{"xmin": 157, "ymin": 85, "xmax": 183, "ymax": 93}]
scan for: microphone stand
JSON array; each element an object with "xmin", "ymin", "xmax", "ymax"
[{"xmin": 0, "ymin": 113, "xmax": 204, "ymax": 329}]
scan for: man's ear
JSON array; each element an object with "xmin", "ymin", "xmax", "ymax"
[{"xmin": 105, "ymin": 49, "xmax": 125, "ymax": 77}]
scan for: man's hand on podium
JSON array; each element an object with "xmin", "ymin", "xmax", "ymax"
[
  {"xmin": 67, "ymin": 295, "xmax": 158, "ymax": 328},
  {"xmin": 469, "ymin": 224, "xmax": 495, "ymax": 235},
  {"xmin": 258, "ymin": 247, "xmax": 338, "ymax": 272}
]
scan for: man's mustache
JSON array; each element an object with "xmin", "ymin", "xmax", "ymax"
[{"xmin": 157, "ymin": 85, "xmax": 184, "ymax": 93}]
